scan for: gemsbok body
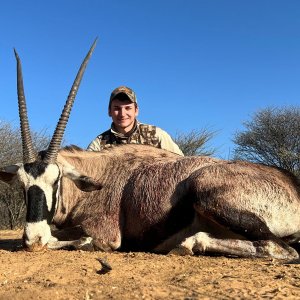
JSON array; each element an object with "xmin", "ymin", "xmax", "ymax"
[{"xmin": 1, "ymin": 40, "xmax": 300, "ymax": 260}]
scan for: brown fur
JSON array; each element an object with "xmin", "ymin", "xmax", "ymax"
[{"xmin": 51, "ymin": 144, "xmax": 300, "ymax": 257}]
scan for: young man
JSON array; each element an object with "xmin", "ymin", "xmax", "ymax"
[{"xmin": 87, "ymin": 86, "xmax": 184, "ymax": 156}]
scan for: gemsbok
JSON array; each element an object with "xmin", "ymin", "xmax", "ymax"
[{"xmin": 1, "ymin": 39, "xmax": 300, "ymax": 260}]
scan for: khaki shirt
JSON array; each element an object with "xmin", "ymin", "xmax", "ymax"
[{"xmin": 87, "ymin": 121, "xmax": 184, "ymax": 156}]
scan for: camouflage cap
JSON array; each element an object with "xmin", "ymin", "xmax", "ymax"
[{"xmin": 109, "ymin": 86, "xmax": 137, "ymax": 106}]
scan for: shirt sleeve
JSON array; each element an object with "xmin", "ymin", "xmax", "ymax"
[
  {"xmin": 87, "ymin": 137, "xmax": 102, "ymax": 151},
  {"xmin": 156, "ymin": 127, "xmax": 184, "ymax": 156}
]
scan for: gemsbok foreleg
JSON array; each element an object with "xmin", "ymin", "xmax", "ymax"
[
  {"xmin": 47, "ymin": 226, "xmax": 94, "ymax": 251},
  {"xmin": 47, "ymin": 236, "xmax": 94, "ymax": 251}
]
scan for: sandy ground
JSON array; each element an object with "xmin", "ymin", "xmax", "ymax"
[{"xmin": 1, "ymin": 230, "xmax": 300, "ymax": 300}]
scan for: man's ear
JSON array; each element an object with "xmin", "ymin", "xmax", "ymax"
[
  {"xmin": 135, "ymin": 105, "xmax": 139, "ymax": 117},
  {"xmin": 108, "ymin": 107, "xmax": 112, "ymax": 117}
]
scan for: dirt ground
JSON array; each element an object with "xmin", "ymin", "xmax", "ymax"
[{"xmin": 1, "ymin": 230, "xmax": 300, "ymax": 300}]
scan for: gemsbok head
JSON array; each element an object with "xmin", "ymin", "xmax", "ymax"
[{"xmin": 1, "ymin": 39, "xmax": 102, "ymax": 251}]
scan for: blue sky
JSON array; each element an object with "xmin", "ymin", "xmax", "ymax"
[{"xmin": 1, "ymin": 1, "xmax": 300, "ymax": 158}]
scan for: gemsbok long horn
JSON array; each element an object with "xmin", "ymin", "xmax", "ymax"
[
  {"xmin": 43, "ymin": 38, "xmax": 98, "ymax": 163},
  {"xmin": 14, "ymin": 49, "xmax": 37, "ymax": 163}
]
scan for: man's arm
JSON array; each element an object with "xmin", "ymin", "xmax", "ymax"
[
  {"xmin": 156, "ymin": 127, "xmax": 184, "ymax": 156},
  {"xmin": 87, "ymin": 137, "xmax": 102, "ymax": 151}
]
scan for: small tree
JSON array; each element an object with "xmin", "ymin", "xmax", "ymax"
[
  {"xmin": 0, "ymin": 182, "xmax": 25, "ymax": 229},
  {"xmin": 0, "ymin": 121, "xmax": 50, "ymax": 229},
  {"xmin": 233, "ymin": 106, "xmax": 300, "ymax": 176},
  {"xmin": 174, "ymin": 128, "xmax": 216, "ymax": 156}
]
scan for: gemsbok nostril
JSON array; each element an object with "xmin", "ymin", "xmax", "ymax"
[{"xmin": 23, "ymin": 236, "xmax": 46, "ymax": 252}]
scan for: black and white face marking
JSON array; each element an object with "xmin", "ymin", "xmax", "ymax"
[{"xmin": 18, "ymin": 161, "xmax": 61, "ymax": 249}]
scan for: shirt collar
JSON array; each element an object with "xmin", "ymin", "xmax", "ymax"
[{"xmin": 110, "ymin": 120, "xmax": 139, "ymax": 138}]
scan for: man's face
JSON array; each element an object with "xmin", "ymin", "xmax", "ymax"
[{"xmin": 109, "ymin": 98, "xmax": 139, "ymax": 133}]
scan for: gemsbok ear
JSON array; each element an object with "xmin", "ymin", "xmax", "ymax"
[
  {"xmin": 72, "ymin": 176, "xmax": 103, "ymax": 192},
  {"xmin": 62, "ymin": 165, "xmax": 103, "ymax": 192},
  {"xmin": 0, "ymin": 164, "xmax": 21, "ymax": 185}
]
